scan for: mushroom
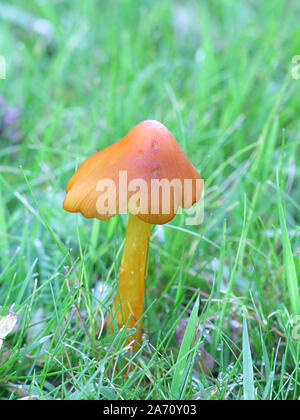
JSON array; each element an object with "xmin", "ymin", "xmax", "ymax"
[{"xmin": 63, "ymin": 120, "xmax": 202, "ymax": 351}]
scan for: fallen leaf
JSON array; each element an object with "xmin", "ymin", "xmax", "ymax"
[{"xmin": 0, "ymin": 309, "xmax": 18, "ymax": 350}]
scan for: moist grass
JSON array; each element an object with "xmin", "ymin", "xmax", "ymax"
[{"xmin": 0, "ymin": 0, "xmax": 300, "ymax": 400}]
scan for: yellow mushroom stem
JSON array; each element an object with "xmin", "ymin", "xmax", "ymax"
[{"xmin": 112, "ymin": 213, "xmax": 151, "ymax": 351}]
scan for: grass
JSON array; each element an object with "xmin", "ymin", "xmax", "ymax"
[{"xmin": 0, "ymin": 0, "xmax": 300, "ymax": 400}]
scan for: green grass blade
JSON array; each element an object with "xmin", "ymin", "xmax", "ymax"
[
  {"xmin": 170, "ymin": 296, "xmax": 200, "ymax": 399},
  {"xmin": 276, "ymin": 172, "xmax": 300, "ymax": 316},
  {"xmin": 243, "ymin": 312, "xmax": 255, "ymax": 400}
]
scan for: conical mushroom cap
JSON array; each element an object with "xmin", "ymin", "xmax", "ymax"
[{"xmin": 63, "ymin": 120, "xmax": 202, "ymax": 224}]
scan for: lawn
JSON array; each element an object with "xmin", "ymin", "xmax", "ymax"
[{"xmin": 0, "ymin": 0, "xmax": 300, "ymax": 400}]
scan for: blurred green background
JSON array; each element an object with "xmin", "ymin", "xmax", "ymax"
[{"xmin": 0, "ymin": 0, "xmax": 300, "ymax": 400}]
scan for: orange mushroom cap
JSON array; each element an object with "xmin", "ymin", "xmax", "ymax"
[{"xmin": 63, "ymin": 120, "xmax": 202, "ymax": 224}]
